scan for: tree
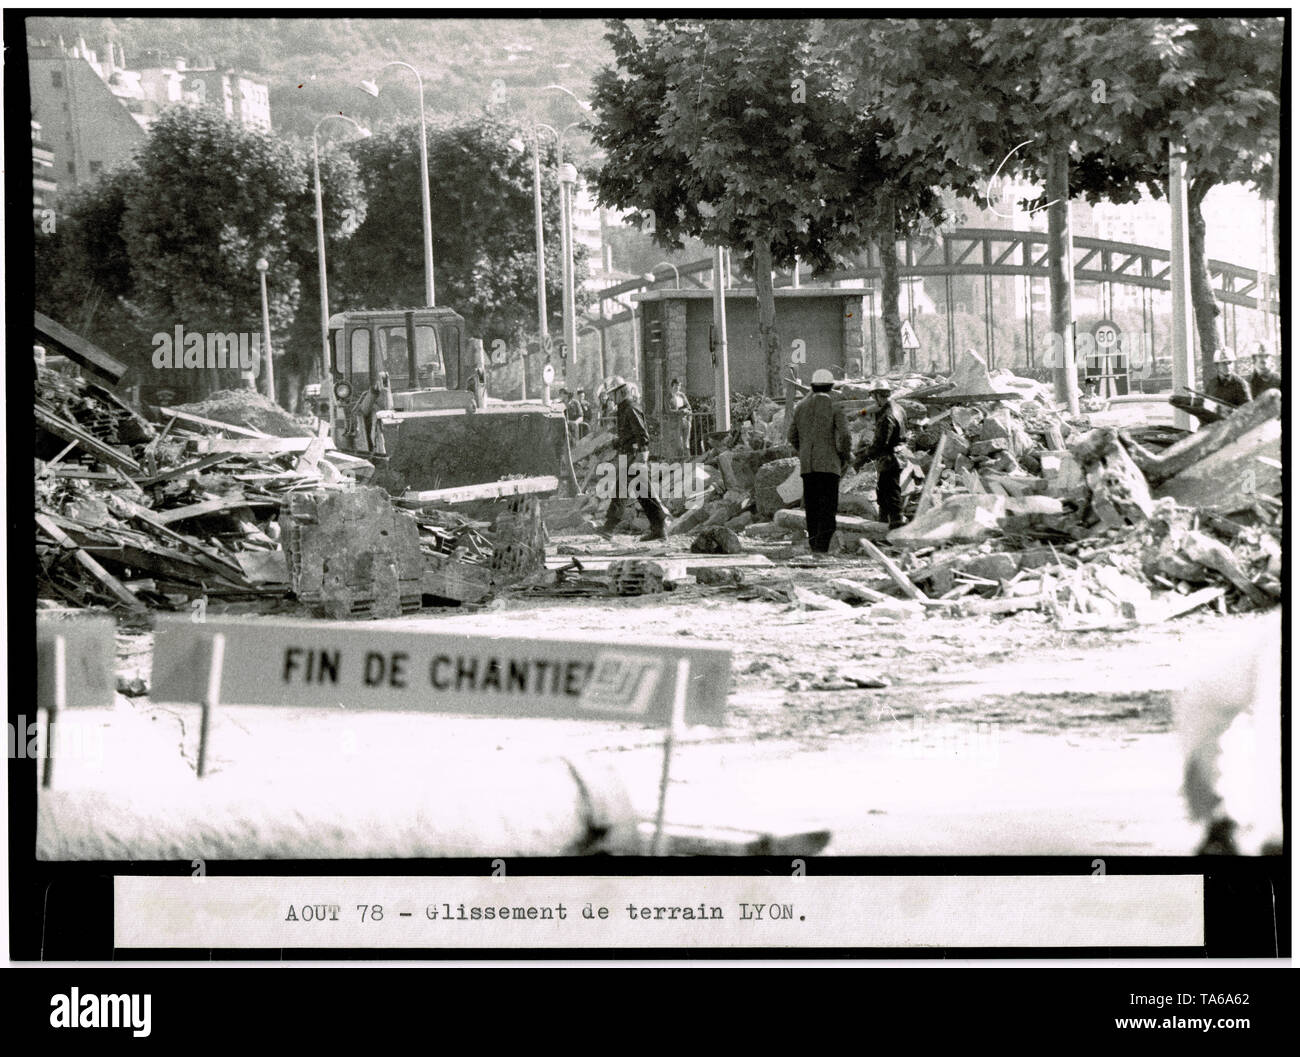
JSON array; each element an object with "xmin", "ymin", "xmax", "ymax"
[
  {"xmin": 1091, "ymin": 18, "xmax": 1282, "ymax": 378},
  {"xmin": 335, "ymin": 115, "xmax": 587, "ymax": 356},
  {"xmin": 122, "ymin": 106, "xmax": 306, "ymax": 392},
  {"xmin": 35, "ymin": 166, "xmax": 151, "ymax": 372},
  {"xmin": 842, "ymin": 18, "xmax": 1167, "ymax": 411},
  {"xmin": 591, "ymin": 18, "xmax": 911, "ymax": 394}
]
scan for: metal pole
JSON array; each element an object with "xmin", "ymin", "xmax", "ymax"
[
  {"xmin": 629, "ymin": 297, "xmax": 641, "ymax": 388},
  {"xmin": 313, "ymin": 137, "xmax": 337, "ymax": 435},
  {"xmin": 257, "ymin": 266, "xmax": 275, "ymax": 404},
  {"xmin": 531, "ymin": 133, "xmax": 549, "ymax": 353},
  {"xmin": 414, "ymin": 74, "xmax": 436, "ymax": 307},
  {"xmin": 712, "ymin": 244, "xmax": 731, "ymax": 432},
  {"xmin": 1169, "ymin": 141, "xmax": 1196, "ymax": 430}
]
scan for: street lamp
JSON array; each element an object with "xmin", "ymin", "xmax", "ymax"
[
  {"xmin": 255, "ymin": 257, "xmax": 275, "ymax": 405},
  {"xmin": 313, "ymin": 114, "xmax": 370, "ymax": 433},
  {"xmin": 360, "ymin": 61, "xmax": 436, "ymax": 308},
  {"xmin": 542, "ymin": 85, "xmax": 589, "ymax": 371},
  {"xmin": 650, "ymin": 261, "xmax": 681, "ymax": 289}
]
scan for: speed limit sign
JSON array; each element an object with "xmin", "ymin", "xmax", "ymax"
[{"xmin": 1092, "ymin": 319, "xmax": 1120, "ymax": 351}]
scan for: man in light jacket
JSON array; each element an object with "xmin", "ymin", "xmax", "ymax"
[{"xmin": 787, "ymin": 369, "xmax": 852, "ymax": 553}]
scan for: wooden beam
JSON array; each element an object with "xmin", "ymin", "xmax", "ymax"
[
  {"xmin": 36, "ymin": 512, "xmax": 145, "ymax": 610},
  {"xmin": 192, "ymin": 437, "xmax": 318, "ymax": 454},
  {"xmin": 136, "ymin": 452, "xmax": 238, "ymax": 485},
  {"xmin": 34, "ymin": 311, "xmax": 127, "ymax": 383},
  {"xmin": 295, "ymin": 420, "xmax": 333, "ymax": 473},
  {"xmin": 34, "ymin": 405, "xmax": 141, "ymax": 474},
  {"xmin": 859, "ymin": 539, "xmax": 926, "ymax": 601},
  {"xmin": 570, "ymin": 428, "xmax": 616, "ymax": 462},
  {"xmin": 400, "ymin": 475, "xmax": 561, "ymax": 506},
  {"xmin": 154, "ymin": 495, "xmax": 268, "ymax": 525},
  {"xmin": 916, "ymin": 433, "xmax": 948, "ymax": 513},
  {"xmin": 158, "ymin": 406, "xmax": 274, "ymax": 438}
]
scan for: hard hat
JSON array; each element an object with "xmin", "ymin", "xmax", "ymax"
[
  {"xmin": 811, "ymin": 369, "xmax": 835, "ymax": 386},
  {"xmin": 1213, "ymin": 347, "xmax": 1237, "ymax": 364},
  {"xmin": 867, "ymin": 379, "xmax": 893, "ymax": 394},
  {"xmin": 606, "ymin": 375, "xmax": 627, "ymax": 392}
]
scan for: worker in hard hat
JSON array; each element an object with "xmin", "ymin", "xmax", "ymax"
[
  {"xmin": 596, "ymin": 376, "xmax": 672, "ymax": 542},
  {"xmin": 787, "ymin": 368, "xmax": 852, "ymax": 553},
  {"xmin": 855, "ymin": 379, "xmax": 910, "ymax": 529},
  {"xmin": 1244, "ymin": 341, "xmax": 1282, "ymax": 400},
  {"xmin": 1170, "ymin": 347, "xmax": 1251, "ymax": 425}
]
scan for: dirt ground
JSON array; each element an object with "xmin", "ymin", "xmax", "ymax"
[
  {"xmin": 43, "ymin": 537, "xmax": 1278, "ymax": 859},
  {"xmin": 39, "ymin": 396, "xmax": 1280, "ymax": 858}
]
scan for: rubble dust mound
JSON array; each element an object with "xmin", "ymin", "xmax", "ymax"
[{"xmin": 173, "ymin": 389, "xmax": 314, "ymax": 438}]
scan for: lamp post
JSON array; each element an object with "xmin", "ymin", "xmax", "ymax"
[
  {"xmin": 650, "ymin": 261, "xmax": 681, "ymax": 289},
  {"xmin": 541, "ymin": 86, "xmax": 589, "ymax": 371},
  {"xmin": 255, "ymin": 257, "xmax": 275, "ymax": 405},
  {"xmin": 557, "ymin": 160, "xmax": 579, "ymax": 369},
  {"xmin": 360, "ymin": 62, "xmax": 435, "ymax": 307},
  {"xmin": 313, "ymin": 114, "xmax": 370, "ymax": 434}
]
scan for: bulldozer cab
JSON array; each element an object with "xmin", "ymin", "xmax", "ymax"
[
  {"xmin": 324, "ymin": 307, "xmax": 577, "ymax": 497},
  {"xmin": 328, "ymin": 307, "xmax": 473, "ymax": 412}
]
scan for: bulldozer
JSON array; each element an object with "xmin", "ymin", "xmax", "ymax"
[{"xmin": 319, "ymin": 307, "xmax": 577, "ymax": 498}]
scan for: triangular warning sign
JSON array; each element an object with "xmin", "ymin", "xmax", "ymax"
[{"xmin": 900, "ymin": 320, "xmax": 921, "ymax": 350}]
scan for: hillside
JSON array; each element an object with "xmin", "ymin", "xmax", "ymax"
[{"xmin": 24, "ymin": 16, "xmax": 615, "ymax": 145}]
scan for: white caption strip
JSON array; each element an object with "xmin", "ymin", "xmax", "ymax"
[{"xmin": 115, "ymin": 875, "xmax": 1203, "ymax": 949}]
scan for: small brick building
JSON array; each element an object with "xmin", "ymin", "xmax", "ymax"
[{"xmin": 634, "ymin": 288, "xmax": 871, "ymax": 413}]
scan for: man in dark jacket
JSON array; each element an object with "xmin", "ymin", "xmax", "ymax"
[
  {"xmin": 787, "ymin": 369, "xmax": 852, "ymax": 553},
  {"xmin": 597, "ymin": 377, "xmax": 672, "ymax": 541},
  {"xmin": 1171, "ymin": 348, "xmax": 1251, "ymax": 424},
  {"xmin": 1245, "ymin": 342, "xmax": 1282, "ymax": 399},
  {"xmin": 855, "ymin": 380, "xmax": 909, "ymax": 529}
]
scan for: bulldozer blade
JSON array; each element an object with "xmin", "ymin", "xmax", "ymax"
[{"xmin": 369, "ymin": 407, "xmax": 578, "ymax": 496}]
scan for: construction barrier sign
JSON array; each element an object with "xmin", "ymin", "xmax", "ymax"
[{"xmin": 150, "ymin": 617, "xmax": 731, "ymax": 727}]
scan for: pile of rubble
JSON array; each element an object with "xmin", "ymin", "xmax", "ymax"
[
  {"xmin": 34, "ymin": 362, "xmax": 571, "ymax": 618},
  {"xmin": 34, "ymin": 363, "xmax": 379, "ymax": 613},
  {"xmin": 564, "ymin": 349, "xmax": 1281, "ymax": 624}
]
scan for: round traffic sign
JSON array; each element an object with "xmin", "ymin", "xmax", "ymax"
[
  {"xmin": 542, "ymin": 363, "xmax": 555, "ymax": 385},
  {"xmin": 1092, "ymin": 319, "xmax": 1120, "ymax": 351}
]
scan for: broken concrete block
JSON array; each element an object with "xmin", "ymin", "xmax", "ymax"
[
  {"xmin": 948, "ymin": 348, "xmax": 998, "ymax": 396},
  {"xmin": 607, "ymin": 559, "xmax": 666, "ymax": 596},
  {"xmin": 717, "ymin": 448, "xmax": 763, "ymax": 493},
  {"xmin": 703, "ymin": 496, "xmax": 745, "ymax": 527},
  {"xmin": 960, "ymin": 553, "xmax": 1019, "ymax": 582},
  {"xmin": 980, "ymin": 408, "xmax": 1013, "ymax": 441},
  {"xmin": 669, "ymin": 503, "xmax": 712, "ymax": 536},
  {"xmin": 725, "ymin": 510, "xmax": 756, "ymax": 532},
  {"xmin": 837, "ymin": 492, "xmax": 880, "ymax": 519},
  {"xmin": 772, "ymin": 508, "xmax": 808, "ymax": 531},
  {"xmin": 281, "ymin": 486, "xmax": 424, "ymax": 619},
  {"xmin": 887, "ymin": 494, "xmax": 1064, "ymax": 544},
  {"xmin": 775, "ymin": 466, "xmax": 804, "ymax": 504},
  {"xmin": 742, "ymin": 520, "xmax": 787, "ymax": 539},
  {"xmin": 950, "ymin": 406, "xmax": 983, "ymax": 433},
  {"xmin": 754, "ymin": 457, "xmax": 802, "ymax": 516},
  {"xmin": 1156, "ymin": 419, "xmax": 1281, "ymax": 514},
  {"xmin": 694, "ymin": 567, "xmax": 745, "ymax": 586},
  {"xmin": 968, "ymin": 438, "xmax": 1009, "ymax": 459},
  {"xmin": 940, "ymin": 431, "xmax": 970, "ymax": 466},
  {"xmin": 690, "ymin": 525, "xmax": 743, "ymax": 554},
  {"xmin": 1069, "ymin": 427, "xmax": 1154, "ymax": 527}
]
